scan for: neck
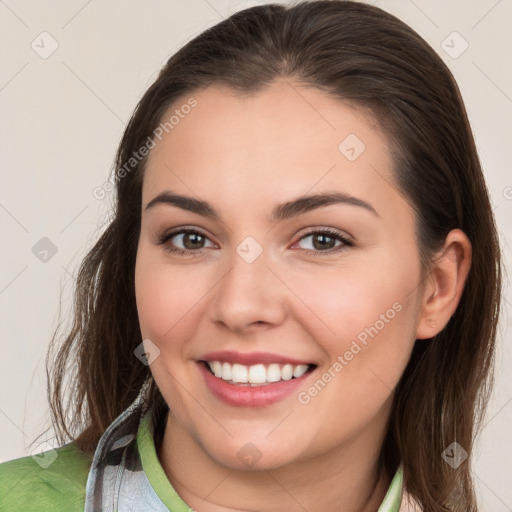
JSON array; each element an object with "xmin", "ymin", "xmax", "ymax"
[{"xmin": 157, "ymin": 410, "xmax": 393, "ymax": 512}]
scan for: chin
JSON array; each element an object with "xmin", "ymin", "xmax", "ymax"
[{"xmin": 201, "ymin": 434, "xmax": 309, "ymax": 472}]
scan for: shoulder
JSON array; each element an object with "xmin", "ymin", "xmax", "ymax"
[{"xmin": 0, "ymin": 442, "xmax": 92, "ymax": 512}]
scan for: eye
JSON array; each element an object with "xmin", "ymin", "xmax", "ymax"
[
  {"xmin": 156, "ymin": 227, "xmax": 353, "ymax": 257},
  {"xmin": 293, "ymin": 228, "xmax": 353, "ymax": 255},
  {"xmin": 157, "ymin": 228, "xmax": 215, "ymax": 256}
]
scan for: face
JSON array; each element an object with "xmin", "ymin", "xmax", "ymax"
[{"xmin": 135, "ymin": 80, "xmax": 424, "ymax": 471}]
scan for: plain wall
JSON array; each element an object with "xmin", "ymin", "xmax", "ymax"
[{"xmin": 0, "ymin": 0, "xmax": 511, "ymax": 509}]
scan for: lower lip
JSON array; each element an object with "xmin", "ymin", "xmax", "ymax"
[{"xmin": 197, "ymin": 362, "xmax": 314, "ymax": 408}]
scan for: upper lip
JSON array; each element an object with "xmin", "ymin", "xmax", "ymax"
[{"xmin": 199, "ymin": 350, "xmax": 315, "ymax": 366}]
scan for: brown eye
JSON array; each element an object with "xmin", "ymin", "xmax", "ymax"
[
  {"xmin": 295, "ymin": 229, "xmax": 353, "ymax": 255},
  {"xmin": 311, "ymin": 233, "xmax": 337, "ymax": 250},
  {"xmin": 178, "ymin": 232, "xmax": 206, "ymax": 250},
  {"xmin": 157, "ymin": 228, "xmax": 215, "ymax": 256}
]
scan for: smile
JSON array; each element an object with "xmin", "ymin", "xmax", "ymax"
[
  {"xmin": 197, "ymin": 352, "xmax": 318, "ymax": 407},
  {"xmin": 205, "ymin": 361, "xmax": 312, "ymax": 386}
]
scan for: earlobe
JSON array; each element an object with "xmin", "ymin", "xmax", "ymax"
[{"xmin": 416, "ymin": 229, "xmax": 472, "ymax": 340}]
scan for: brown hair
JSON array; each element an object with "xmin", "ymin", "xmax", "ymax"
[{"xmin": 46, "ymin": 1, "xmax": 502, "ymax": 510}]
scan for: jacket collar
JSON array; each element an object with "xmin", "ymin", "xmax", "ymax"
[{"xmin": 83, "ymin": 379, "xmax": 170, "ymax": 511}]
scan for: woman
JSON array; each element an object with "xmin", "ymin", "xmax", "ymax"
[{"xmin": 0, "ymin": 1, "xmax": 501, "ymax": 511}]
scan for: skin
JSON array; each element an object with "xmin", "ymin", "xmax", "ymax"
[{"xmin": 134, "ymin": 79, "xmax": 472, "ymax": 512}]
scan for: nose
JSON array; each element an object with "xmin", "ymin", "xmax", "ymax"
[{"xmin": 207, "ymin": 245, "xmax": 287, "ymax": 334}]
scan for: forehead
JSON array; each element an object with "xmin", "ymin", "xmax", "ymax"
[{"xmin": 142, "ymin": 80, "xmax": 400, "ymax": 218}]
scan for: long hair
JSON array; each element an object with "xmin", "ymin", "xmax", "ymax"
[{"xmin": 46, "ymin": 2, "xmax": 502, "ymax": 510}]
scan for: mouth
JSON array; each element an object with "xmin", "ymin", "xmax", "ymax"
[
  {"xmin": 199, "ymin": 360, "xmax": 317, "ymax": 387},
  {"xmin": 196, "ymin": 350, "xmax": 319, "ymax": 407}
]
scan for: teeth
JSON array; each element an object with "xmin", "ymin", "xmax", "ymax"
[
  {"xmin": 206, "ymin": 361, "xmax": 311, "ymax": 385},
  {"xmin": 293, "ymin": 364, "xmax": 308, "ymax": 378},
  {"xmin": 231, "ymin": 364, "xmax": 248, "ymax": 383},
  {"xmin": 212, "ymin": 361, "xmax": 223, "ymax": 378},
  {"xmin": 267, "ymin": 363, "xmax": 281, "ymax": 382},
  {"xmin": 248, "ymin": 364, "xmax": 267, "ymax": 384},
  {"xmin": 281, "ymin": 364, "xmax": 293, "ymax": 381},
  {"xmin": 222, "ymin": 362, "xmax": 232, "ymax": 381}
]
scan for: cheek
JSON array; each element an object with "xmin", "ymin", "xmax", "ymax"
[
  {"xmin": 134, "ymin": 246, "xmax": 221, "ymax": 366},
  {"xmin": 288, "ymin": 249, "xmax": 420, "ymax": 397},
  {"xmin": 135, "ymin": 271, "xmax": 178, "ymax": 341},
  {"xmin": 293, "ymin": 280, "xmax": 417, "ymax": 445},
  {"xmin": 135, "ymin": 247, "xmax": 194, "ymax": 341},
  {"xmin": 288, "ymin": 255, "xmax": 419, "ymax": 345}
]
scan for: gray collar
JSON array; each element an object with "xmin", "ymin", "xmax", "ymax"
[{"xmin": 84, "ymin": 380, "xmax": 170, "ymax": 511}]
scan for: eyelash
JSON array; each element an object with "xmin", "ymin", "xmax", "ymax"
[{"xmin": 156, "ymin": 227, "xmax": 353, "ymax": 257}]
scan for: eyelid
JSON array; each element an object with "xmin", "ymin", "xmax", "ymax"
[
  {"xmin": 157, "ymin": 224, "xmax": 211, "ymax": 239},
  {"xmin": 294, "ymin": 226, "xmax": 354, "ymax": 244}
]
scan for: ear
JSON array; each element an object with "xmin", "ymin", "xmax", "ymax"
[{"xmin": 416, "ymin": 229, "xmax": 472, "ymax": 340}]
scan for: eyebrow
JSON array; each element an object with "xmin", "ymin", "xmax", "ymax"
[{"xmin": 145, "ymin": 190, "xmax": 379, "ymax": 221}]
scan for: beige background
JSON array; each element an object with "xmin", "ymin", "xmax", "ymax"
[{"xmin": 0, "ymin": 0, "xmax": 511, "ymax": 509}]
